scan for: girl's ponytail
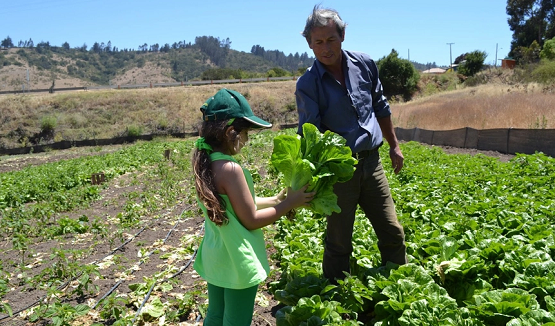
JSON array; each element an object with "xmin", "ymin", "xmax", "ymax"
[{"xmin": 192, "ymin": 135, "xmax": 228, "ymax": 226}]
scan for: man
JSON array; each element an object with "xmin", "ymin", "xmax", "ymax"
[{"xmin": 296, "ymin": 5, "xmax": 407, "ymax": 282}]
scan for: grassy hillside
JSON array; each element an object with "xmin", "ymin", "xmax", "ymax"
[{"xmin": 0, "ymin": 42, "xmax": 313, "ymax": 91}]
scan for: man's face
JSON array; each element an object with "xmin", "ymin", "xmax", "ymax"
[{"xmin": 308, "ymin": 21, "xmax": 344, "ymax": 69}]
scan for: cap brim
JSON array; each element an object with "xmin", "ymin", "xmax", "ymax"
[{"xmin": 244, "ymin": 116, "xmax": 272, "ymax": 128}]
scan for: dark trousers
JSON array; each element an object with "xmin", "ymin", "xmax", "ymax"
[{"xmin": 323, "ymin": 150, "xmax": 407, "ymax": 281}]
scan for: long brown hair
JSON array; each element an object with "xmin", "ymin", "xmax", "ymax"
[{"xmin": 192, "ymin": 118, "xmax": 252, "ymax": 226}]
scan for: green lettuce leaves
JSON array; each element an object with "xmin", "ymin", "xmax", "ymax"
[{"xmin": 271, "ymin": 123, "xmax": 357, "ymax": 216}]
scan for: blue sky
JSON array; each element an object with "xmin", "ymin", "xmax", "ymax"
[{"xmin": 1, "ymin": 0, "xmax": 513, "ymax": 67}]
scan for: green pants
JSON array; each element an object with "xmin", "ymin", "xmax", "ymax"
[{"xmin": 203, "ymin": 283, "xmax": 258, "ymax": 326}]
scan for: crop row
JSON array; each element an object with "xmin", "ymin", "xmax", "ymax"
[{"xmin": 270, "ymin": 136, "xmax": 555, "ymax": 325}]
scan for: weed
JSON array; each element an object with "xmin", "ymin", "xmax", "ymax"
[
  {"xmin": 40, "ymin": 115, "xmax": 57, "ymax": 133},
  {"xmin": 529, "ymin": 115, "xmax": 548, "ymax": 129},
  {"xmin": 126, "ymin": 124, "xmax": 143, "ymax": 137}
]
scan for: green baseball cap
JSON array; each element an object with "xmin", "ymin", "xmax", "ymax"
[{"xmin": 200, "ymin": 88, "xmax": 272, "ymax": 128}]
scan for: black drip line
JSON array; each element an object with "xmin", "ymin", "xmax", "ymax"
[{"xmin": 0, "ymin": 204, "xmax": 199, "ymax": 325}]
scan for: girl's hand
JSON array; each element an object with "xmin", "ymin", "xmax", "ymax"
[
  {"xmin": 276, "ymin": 188, "xmax": 287, "ymax": 203},
  {"xmin": 285, "ymin": 184, "xmax": 315, "ymax": 209}
]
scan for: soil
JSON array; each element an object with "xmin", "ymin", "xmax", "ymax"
[{"xmin": 0, "ymin": 143, "xmax": 515, "ymax": 326}]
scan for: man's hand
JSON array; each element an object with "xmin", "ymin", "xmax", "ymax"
[{"xmin": 389, "ymin": 146, "xmax": 404, "ymax": 174}]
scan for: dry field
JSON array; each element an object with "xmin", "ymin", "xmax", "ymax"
[
  {"xmin": 392, "ymin": 82, "xmax": 555, "ymax": 130},
  {"xmin": 1, "ymin": 74, "xmax": 555, "ymax": 150}
]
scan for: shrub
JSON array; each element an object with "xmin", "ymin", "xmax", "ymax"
[
  {"xmin": 531, "ymin": 60, "xmax": 555, "ymax": 84},
  {"xmin": 458, "ymin": 50, "xmax": 487, "ymax": 77},
  {"xmin": 40, "ymin": 116, "xmax": 57, "ymax": 133},
  {"xmin": 377, "ymin": 49, "xmax": 420, "ymax": 100},
  {"xmin": 126, "ymin": 125, "xmax": 143, "ymax": 137},
  {"xmin": 540, "ymin": 37, "xmax": 555, "ymax": 61},
  {"xmin": 464, "ymin": 74, "xmax": 488, "ymax": 87}
]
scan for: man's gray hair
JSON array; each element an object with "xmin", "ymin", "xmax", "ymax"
[{"xmin": 301, "ymin": 5, "xmax": 346, "ymax": 43}]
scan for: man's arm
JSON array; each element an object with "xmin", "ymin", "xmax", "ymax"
[
  {"xmin": 295, "ymin": 76, "xmax": 322, "ymax": 135},
  {"xmin": 378, "ymin": 116, "xmax": 404, "ymax": 174}
]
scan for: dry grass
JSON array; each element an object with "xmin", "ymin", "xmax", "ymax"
[
  {"xmin": 392, "ymin": 83, "xmax": 555, "ymax": 130},
  {"xmin": 0, "ymin": 81, "xmax": 299, "ymax": 147}
]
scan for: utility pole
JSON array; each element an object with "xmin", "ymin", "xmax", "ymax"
[
  {"xmin": 495, "ymin": 43, "xmax": 502, "ymax": 67},
  {"xmin": 447, "ymin": 42, "xmax": 455, "ymax": 68}
]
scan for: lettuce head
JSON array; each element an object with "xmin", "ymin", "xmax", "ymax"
[{"xmin": 271, "ymin": 123, "xmax": 357, "ymax": 216}]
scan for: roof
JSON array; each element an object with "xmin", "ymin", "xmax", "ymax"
[{"xmin": 422, "ymin": 68, "xmax": 446, "ymax": 74}]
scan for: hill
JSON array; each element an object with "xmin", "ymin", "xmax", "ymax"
[
  {"xmin": 0, "ymin": 37, "xmax": 444, "ymax": 92},
  {"xmin": 0, "ymin": 37, "xmax": 315, "ymax": 91}
]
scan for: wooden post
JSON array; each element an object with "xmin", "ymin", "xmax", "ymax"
[
  {"xmin": 164, "ymin": 149, "xmax": 172, "ymax": 159},
  {"xmin": 91, "ymin": 172, "xmax": 105, "ymax": 185}
]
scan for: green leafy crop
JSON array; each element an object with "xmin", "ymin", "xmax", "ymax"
[{"xmin": 270, "ymin": 123, "xmax": 357, "ymax": 216}]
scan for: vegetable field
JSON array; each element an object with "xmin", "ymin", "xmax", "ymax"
[{"xmin": 1, "ymin": 128, "xmax": 554, "ymax": 325}]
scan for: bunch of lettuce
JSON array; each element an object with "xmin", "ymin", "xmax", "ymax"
[{"xmin": 270, "ymin": 123, "xmax": 357, "ymax": 216}]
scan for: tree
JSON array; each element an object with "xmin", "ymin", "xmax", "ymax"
[
  {"xmin": 1, "ymin": 36, "xmax": 14, "ymax": 48},
  {"xmin": 62, "ymin": 42, "xmax": 70, "ymax": 50},
  {"xmin": 376, "ymin": 49, "xmax": 420, "ymax": 100},
  {"xmin": 507, "ymin": 0, "xmax": 555, "ymax": 61},
  {"xmin": 195, "ymin": 36, "xmax": 230, "ymax": 66},
  {"xmin": 540, "ymin": 36, "xmax": 555, "ymax": 60},
  {"xmin": 514, "ymin": 40, "xmax": 542, "ymax": 63},
  {"xmin": 457, "ymin": 50, "xmax": 487, "ymax": 77},
  {"xmin": 91, "ymin": 42, "xmax": 102, "ymax": 53},
  {"xmin": 149, "ymin": 43, "xmax": 159, "ymax": 52}
]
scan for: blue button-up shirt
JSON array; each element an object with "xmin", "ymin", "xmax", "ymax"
[{"xmin": 295, "ymin": 50, "xmax": 391, "ymax": 153}]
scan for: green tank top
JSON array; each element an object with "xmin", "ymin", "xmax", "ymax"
[{"xmin": 193, "ymin": 152, "xmax": 270, "ymax": 289}]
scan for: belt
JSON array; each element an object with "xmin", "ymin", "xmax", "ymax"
[{"xmin": 353, "ymin": 144, "xmax": 381, "ymax": 161}]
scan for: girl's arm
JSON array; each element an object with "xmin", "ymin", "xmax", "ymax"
[
  {"xmin": 255, "ymin": 189, "xmax": 286, "ymax": 210},
  {"xmin": 215, "ymin": 161, "xmax": 312, "ymax": 230}
]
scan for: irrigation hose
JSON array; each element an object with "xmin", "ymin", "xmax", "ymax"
[
  {"xmin": 0, "ymin": 206, "xmax": 189, "ymax": 323},
  {"xmin": 129, "ymin": 214, "xmax": 204, "ymax": 325}
]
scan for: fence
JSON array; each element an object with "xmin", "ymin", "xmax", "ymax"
[
  {"xmin": 395, "ymin": 127, "xmax": 555, "ymax": 157},
  {"xmin": 2, "ymin": 124, "xmax": 554, "ymax": 157}
]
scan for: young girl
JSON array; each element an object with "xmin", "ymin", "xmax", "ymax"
[{"xmin": 192, "ymin": 88, "xmax": 314, "ymax": 325}]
